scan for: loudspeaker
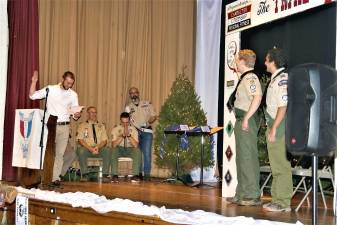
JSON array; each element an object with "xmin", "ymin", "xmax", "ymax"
[{"xmin": 286, "ymin": 63, "xmax": 337, "ymax": 156}]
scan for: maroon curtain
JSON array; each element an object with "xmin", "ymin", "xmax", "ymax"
[{"xmin": 2, "ymin": 0, "xmax": 39, "ymax": 181}]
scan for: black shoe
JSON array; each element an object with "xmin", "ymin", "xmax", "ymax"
[
  {"xmin": 102, "ymin": 175, "xmax": 110, "ymax": 183},
  {"xmin": 131, "ymin": 175, "xmax": 140, "ymax": 183},
  {"xmin": 80, "ymin": 174, "xmax": 88, "ymax": 182},
  {"xmin": 144, "ymin": 174, "xmax": 151, "ymax": 181},
  {"xmin": 111, "ymin": 175, "xmax": 119, "ymax": 183},
  {"xmin": 59, "ymin": 175, "xmax": 66, "ymax": 182},
  {"xmin": 49, "ymin": 180, "xmax": 61, "ymax": 187}
]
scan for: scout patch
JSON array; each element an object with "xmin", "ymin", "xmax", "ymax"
[
  {"xmin": 250, "ymin": 84, "xmax": 256, "ymax": 92},
  {"xmin": 278, "ymin": 80, "xmax": 287, "ymax": 86}
]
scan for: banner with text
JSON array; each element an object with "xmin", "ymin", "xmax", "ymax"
[
  {"xmin": 226, "ymin": 0, "xmax": 336, "ymax": 34},
  {"xmin": 16, "ymin": 195, "xmax": 29, "ymax": 225}
]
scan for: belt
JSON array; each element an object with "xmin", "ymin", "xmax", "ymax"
[
  {"xmin": 140, "ymin": 126, "xmax": 152, "ymax": 130},
  {"xmin": 139, "ymin": 128, "xmax": 153, "ymax": 133},
  {"xmin": 57, "ymin": 122, "xmax": 70, "ymax": 125}
]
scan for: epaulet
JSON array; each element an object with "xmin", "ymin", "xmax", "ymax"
[
  {"xmin": 142, "ymin": 100, "xmax": 152, "ymax": 105},
  {"xmin": 245, "ymin": 74, "xmax": 258, "ymax": 80},
  {"xmin": 279, "ymin": 73, "xmax": 287, "ymax": 78}
]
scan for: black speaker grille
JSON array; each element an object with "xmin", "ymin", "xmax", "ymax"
[{"xmin": 286, "ymin": 67, "xmax": 311, "ymax": 152}]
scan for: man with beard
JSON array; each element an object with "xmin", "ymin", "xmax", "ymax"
[
  {"xmin": 125, "ymin": 87, "xmax": 157, "ymax": 180},
  {"xmin": 29, "ymin": 71, "xmax": 81, "ymax": 186}
]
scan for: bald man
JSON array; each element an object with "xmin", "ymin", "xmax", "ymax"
[{"xmin": 125, "ymin": 87, "xmax": 157, "ymax": 180}]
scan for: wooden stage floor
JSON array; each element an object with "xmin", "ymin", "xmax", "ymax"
[{"xmin": 15, "ymin": 179, "xmax": 334, "ymax": 225}]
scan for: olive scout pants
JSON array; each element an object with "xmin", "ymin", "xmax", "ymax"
[{"xmin": 234, "ymin": 108, "xmax": 260, "ymax": 200}]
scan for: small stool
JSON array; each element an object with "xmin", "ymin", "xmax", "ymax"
[
  {"xmin": 118, "ymin": 157, "xmax": 133, "ymax": 177},
  {"xmin": 86, "ymin": 158, "xmax": 103, "ymax": 179}
]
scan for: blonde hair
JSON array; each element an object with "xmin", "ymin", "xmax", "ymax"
[{"xmin": 238, "ymin": 49, "xmax": 256, "ymax": 68}]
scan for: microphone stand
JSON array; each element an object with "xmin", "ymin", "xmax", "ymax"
[{"xmin": 39, "ymin": 88, "xmax": 49, "ymax": 171}]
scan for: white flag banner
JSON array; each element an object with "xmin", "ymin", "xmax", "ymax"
[
  {"xmin": 15, "ymin": 195, "xmax": 29, "ymax": 225},
  {"xmin": 12, "ymin": 109, "xmax": 49, "ymax": 169}
]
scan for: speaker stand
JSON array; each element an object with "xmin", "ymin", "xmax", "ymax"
[{"xmin": 311, "ymin": 154, "xmax": 318, "ymax": 225}]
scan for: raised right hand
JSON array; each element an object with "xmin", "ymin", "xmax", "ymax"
[{"xmin": 32, "ymin": 70, "xmax": 38, "ymax": 83}]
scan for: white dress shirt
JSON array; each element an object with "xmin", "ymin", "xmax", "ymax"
[{"xmin": 30, "ymin": 84, "xmax": 79, "ymax": 122}]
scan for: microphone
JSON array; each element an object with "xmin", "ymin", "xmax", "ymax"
[{"xmin": 45, "ymin": 87, "xmax": 50, "ymax": 98}]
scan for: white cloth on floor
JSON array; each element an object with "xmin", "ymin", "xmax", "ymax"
[{"xmin": 15, "ymin": 187, "xmax": 303, "ymax": 225}]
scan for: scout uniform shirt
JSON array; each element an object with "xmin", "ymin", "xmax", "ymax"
[
  {"xmin": 126, "ymin": 100, "xmax": 156, "ymax": 128},
  {"xmin": 234, "ymin": 72, "xmax": 262, "ymax": 111},
  {"xmin": 111, "ymin": 124, "xmax": 139, "ymax": 148},
  {"xmin": 77, "ymin": 121, "xmax": 108, "ymax": 147},
  {"xmin": 266, "ymin": 68, "xmax": 288, "ymax": 119}
]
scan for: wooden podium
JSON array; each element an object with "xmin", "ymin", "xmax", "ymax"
[{"xmin": 16, "ymin": 114, "xmax": 57, "ymax": 187}]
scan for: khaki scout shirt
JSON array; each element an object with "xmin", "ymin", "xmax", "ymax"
[
  {"xmin": 126, "ymin": 100, "xmax": 156, "ymax": 128},
  {"xmin": 266, "ymin": 68, "xmax": 288, "ymax": 119},
  {"xmin": 77, "ymin": 121, "xmax": 108, "ymax": 147},
  {"xmin": 234, "ymin": 72, "xmax": 262, "ymax": 111},
  {"xmin": 111, "ymin": 124, "xmax": 139, "ymax": 148}
]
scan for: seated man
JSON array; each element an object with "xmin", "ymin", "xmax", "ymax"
[
  {"xmin": 76, "ymin": 106, "xmax": 111, "ymax": 182},
  {"xmin": 111, "ymin": 112, "xmax": 141, "ymax": 182}
]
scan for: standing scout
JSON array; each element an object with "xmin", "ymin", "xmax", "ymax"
[
  {"xmin": 76, "ymin": 106, "xmax": 111, "ymax": 183},
  {"xmin": 227, "ymin": 49, "xmax": 262, "ymax": 206},
  {"xmin": 263, "ymin": 48, "xmax": 292, "ymax": 212},
  {"xmin": 125, "ymin": 87, "xmax": 157, "ymax": 180}
]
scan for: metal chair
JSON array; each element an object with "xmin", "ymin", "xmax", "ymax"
[{"xmin": 293, "ymin": 166, "xmax": 334, "ymax": 211}]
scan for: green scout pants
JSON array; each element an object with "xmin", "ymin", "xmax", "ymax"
[
  {"xmin": 234, "ymin": 108, "xmax": 260, "ymax": 199},
  {"xmin": 76, "ymin": 146, "xmax": 112, "ymax": 175},
  {"xmin": 111, "ymin": 146, "xmax": 141, "ymax": 176},
  {"xmin": 265, "ymin": 112, "xmax": 293, "ymax": 207}
]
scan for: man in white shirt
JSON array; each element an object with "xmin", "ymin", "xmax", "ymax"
[{"xmin": 29, "ymin": 71, "xmax": 81, "ymax": 186}]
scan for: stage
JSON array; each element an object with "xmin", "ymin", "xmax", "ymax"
[{"xmin": 2, "ymin": 179, "xmax": 335, "ymax": 225}]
